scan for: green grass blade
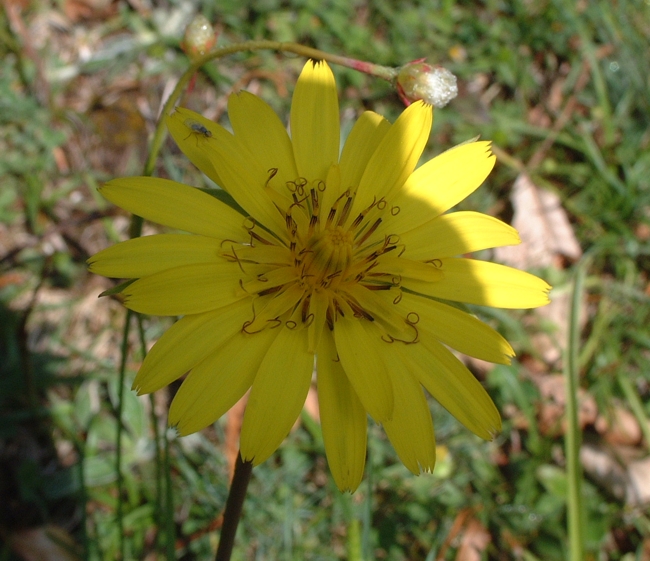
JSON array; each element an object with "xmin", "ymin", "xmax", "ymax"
[{"xmin": 565, "ymin": 259, "xmax": 588, "ymax": 561}]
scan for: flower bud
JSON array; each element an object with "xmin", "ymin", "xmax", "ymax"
[
  {"xmin": 396, "ymin": 60, "xmax": 458, "ymax": 108},
  {"xmin": 182, "ymin": 14, "xmax": 216, "ymax": 59}
]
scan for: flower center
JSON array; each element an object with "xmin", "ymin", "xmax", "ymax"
[
  {"xmin": 301, "ymin": 226, "xmax": 354, "ymax": 287},
  {"xmin": 225, "ymin": 171, "xmax": 421, "ymax": 349}
]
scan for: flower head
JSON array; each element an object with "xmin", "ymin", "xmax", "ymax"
[
  {"xmin": 396, "ymin": 59, "xmax": 458, "ymax": 107},
  {"xmin": 181, "ymin": 14, "xmax": 216, "ymax": 59},
  {"xmin": 89, "ymin": 60, "xmax": 550, "ymax": 492}
]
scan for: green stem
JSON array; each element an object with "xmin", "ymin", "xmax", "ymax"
[
  {"xmin": 565, "ymin": 260, "xmax": 587, "ymax": 561},
  {"xmin": 141, "ymin": 41, "xmax": 397, "ymax": 184},
  {"xmin": 163, "ymin": 432, "xmax": 176, "ymax": 560},
  {"xmin": 215, "ymin": 453, "xmax": 253, "ymax": 561},
  {"xmin": 115, "ymin": 310, "xmax": 132, "ymax": 560}
]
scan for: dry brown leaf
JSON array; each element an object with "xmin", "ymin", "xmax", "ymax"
[
  {"xmin": 580, "ymin": 444, "xmax": 629, "ymax": 502},
  {"xmin": 495, "ymin": 174, "xmax": 583, "ymax": 364},
  {"xmin": 595, "ymin": 406, "xmax": 642, "ymax": 447},
  {"xmin": 225, "ymin": 395, "xmax": 247, "ymax": 481},
  {"xmin": 580, "ymin": 444, "xmax": 650, "ymax": 506},
  {"xmin": 455, "ymin": 519, "xmax": 491, "ymax": 561},
  {"xmin": 303, "ymin": 385, "xmax": 320, "ymax": 423},
  {"xmin": 627, "ymin": 456, "xmax": 650, "ymax": 506},
  {"xmin": 495, "ymin": 173, "xmax": 581, "ymax": 269},
  {"xmin": 9, "ymin": 526, "xmax": 80, "ymax": 561},
  {"xmin": 534, "ymin": 374, "xmax": 597, "ymax": 436}
]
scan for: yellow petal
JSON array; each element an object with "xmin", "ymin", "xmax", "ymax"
[
  {"xmin": 380, "ymin": 351, "xmax": 436, "ymax": 474},
  {"xmin": 376, "ymin": 255, "xmax": 445, "ymax": 282},
  {"xmin": 349, "ymin": 101, "xmax": 432, "ymax": 224},
  {"xmin": 317, "ymin": 330, "xmax": 367, "ymax": 492},
  {"xmin": 243, "ymin": 284, "xmax": 305, "ymax": 333},
  {"xmin": 99, "ymin": 177, "xmax": 247, "ymax": 239},
  {"xmin": 291, "ymin": 61, "xmax": 339, "ymax": 181},
  {"xmin": 88, "ymin": 234, "xmax": 222, "ymax": 278},
  {"xmin": 240, "ymin": 265, "xmax": 297, "ymax": 295},
  {"xmin": 381, "ymin": 141, "xmax": 496, "ymax": 237},
  {"xmin": 169, "ymin": 109, "xmax": 290, "ymax": 238},
  {"xmin": 398, "ymin": 292, "xmax": 514, "ymax": 364},
  {"xmin": 334, "ymin": 315, "xmax": 394, "ymax": 422},
  {"xmin": 228, "ymin": 91, "xmax": 298, "ymax": 189},
  {"xmin": 344, "ymin": 284, "xmax": 411, "ymax": 339},
  {"xmin": 122, "ymin": 262, "xmax": 246, "ymax": 315},
  {"xmin": 402, "ymin": 337, "xmax": 501, "ymax": 440},
  {"xmin": 404, "ymin": 257, "xmax": 551, "ymax": 309},
  {"xmin": 400, "ymin": 211, "xmax": 521, "ymax": 260},
  {"xmin": 133, "ymin": 299, "xmax": 253, "ymax": 394},
  {"xmin": 166, "ymin": 107, "xmax": 228, "ymax": 187},
  {"xmin": 169, "ymin": 327, "xmax": 280, "ymax": 435},
  {"xmin": 240, "ymin": 322, "xmax": 314, "ymax": 465},
  {"xmin": 339, "ymin": 111, "xmax": 390, "ymax": 191}
]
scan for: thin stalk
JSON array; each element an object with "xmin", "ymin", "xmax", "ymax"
[
  {"xmin": 215, "ymin": 453, "xmax": 253, "ymax": 561},
  {"xmin": 163, "ymin": 433, "xmax": 176, "ymax": 560},
  {"xmin": 565, "ymin": 260, "xmax": 587, "ymax": 561},
  {"xmin": 115, "ymin": 310, "xmax": 133, "ymax": 561}
]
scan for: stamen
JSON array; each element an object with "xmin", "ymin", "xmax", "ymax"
[
  {"xmin": 345, "ymin": 296, "xmax": 374, "ymax": 321},
  {"xmin": 360, "ymin": 283, "xmax": 392, "ymax": 291},
  {"xmin": 326, "ymin": 305, "xmax": 334, "ymax": 330},
  {"xmin": 425, "ymin": 258, "xmax": 442, "ymax": 268},
  {"xmin": 249, "ymin": 230, "xmax": 275, "ymax": 246},
  {"xmin": 327, "ymin": 190, "xmax": 349, "ymax": 228},
  {"xmin": 301, "ymin": 292, "xmax": 312, "ymax": 322},
  {"xmin": 336, "ymin": 195, "xmax": 353, "ymax": 227},
  {"xmin": 258, "ymin": 285, "xmax": 284, "ymax": 297},
  {"xmin": 355, "ymin": 218, "xmax": 382, "ymax": 246},
  {"xmin": 265, "ymin": 168, "xmax": 278, "ymax": 188}
]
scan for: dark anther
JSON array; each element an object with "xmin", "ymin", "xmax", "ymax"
[
  {"xmin": 265, "ymin": 168, "xmax": 278, "ymax": 188},
  {"xmin": 301, "ymin": 293, "xmax": 312, "ymax": 322},
  {"xmin": 238, "ymin": 278, "xmax": 251, "ymax": 294},
  {"xmin": 346, "ymin": 297, "xmax": 374, "ymax": 321},
  {"xmin": 337, "ymin": 195, "xmax": 353, "ymax": 227},
  {"xmin": 258, "ymin": 285, "xmax": 284, "ymax": 297},
  {"xmin": 326, "ymin": 307, "xmax": 334, "ymax": 330}
]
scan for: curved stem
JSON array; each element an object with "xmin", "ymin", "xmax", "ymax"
[
  {"xmin": 215, "ymin": 453, "xmax": 253, "ymax": 561},
  {"xmin": 142, "ymin": 41, "xmax": 398, "ymax": 182}
]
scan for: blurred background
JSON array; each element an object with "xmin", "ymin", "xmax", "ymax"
[{"xmin": 1, "ymin": 0, "xmax": 649, "ymax": 559}]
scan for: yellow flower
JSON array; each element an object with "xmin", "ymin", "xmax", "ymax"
[{"xmin": 89, "ymin": 61, "xmax": 550, "ymax": 492}]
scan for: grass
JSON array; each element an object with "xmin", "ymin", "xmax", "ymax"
[{"xmin": 1, "ymin": 0, "xmax": 650, "ymax": 559}]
